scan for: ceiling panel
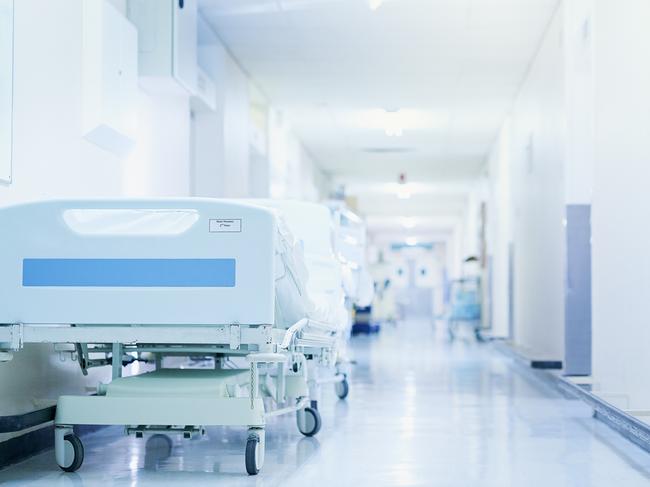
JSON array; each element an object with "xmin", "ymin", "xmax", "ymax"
[
  {"xmin": 356, "ymin": 192, "xmax": 468, "ymax": 217},
  {"xmin": 199, "ymin": 0, "xmax": 559, "ymax": 217}
]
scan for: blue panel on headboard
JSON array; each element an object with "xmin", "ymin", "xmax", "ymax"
[{"xmin": 22, "ymin": 259, "xmax": 236, "ymax": 287}]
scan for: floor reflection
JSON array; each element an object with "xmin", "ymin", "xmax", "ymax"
[{"xmin": 1, "ymin": 320, "xmax": 650, "ymax": 486}]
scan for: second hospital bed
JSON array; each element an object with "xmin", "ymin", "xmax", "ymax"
[{"xmin": 0, "ymin": 198, "xmax": 350, "ymax": 475}]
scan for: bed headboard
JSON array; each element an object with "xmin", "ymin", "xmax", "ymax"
[{"xmin": 0, "ymin": 198, "xmax": 276, "ymax": 326}]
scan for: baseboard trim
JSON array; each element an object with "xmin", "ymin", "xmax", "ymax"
[
  {"xmin": 530, "ymin": 360, "xmax": 563, "ymax": 370},
  {"xmin": 557, "ymin": 378, "xmax": 650, "ymax": 453},
  {"xmin": 0, "ymin": 425, "xmax": 54, "ymax": 469},
  {"xmin": 0, "ymin": 406, "xmax": 56, "ymax": 433},
  {"xmin": 491, "ymin": 339, "xmax": 563, "ymax": 370},
  {"xmin": 0, "ymin": 421, "xmax": 106, "ymax": 470},
  {"xmin": 492, "ymin": 340, "xmax": 650, "ymax": 454}
]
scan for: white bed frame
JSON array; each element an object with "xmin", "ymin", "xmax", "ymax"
[{"xmin": 0, "ymin": 199, "xmax": 347, "ymax": 476}]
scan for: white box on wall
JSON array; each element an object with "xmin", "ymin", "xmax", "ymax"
[
  {"xmin": 190, "ymin": 66, "xmax": 216, "ymax": 111},
  {"xmin": 127, "ymin": 0, "xmax": 198, "ymax": 95},
  {"xmin": 82, "ymin": 0, "xmax": 138, "ymax": 156}
]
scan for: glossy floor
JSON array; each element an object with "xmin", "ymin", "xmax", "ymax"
[{"xmin": 2, "ymin": 320, "xmax": 650, "ymax": 486}]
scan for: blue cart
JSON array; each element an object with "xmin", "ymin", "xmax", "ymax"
[{"xmin": 447, "ymin": 278, "xmax": 483, "ymax": 341}]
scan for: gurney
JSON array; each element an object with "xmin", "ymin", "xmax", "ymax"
[
  {"xmin": 326, "ymin": 201, "xmax": 375, "ymax": 311},
  {"xmin": 446, "ymin": 277, "xmax": 483, "ymax": 341},
  {"xmin": 0, "ymin": 198, "xmax": 348, "ymax": 475},
  {"xmin": 246, "ymin": 199, "xmax": 353, "ymax": 401}
]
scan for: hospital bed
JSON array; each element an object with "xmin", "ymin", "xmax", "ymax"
[
  {"xmin": 246, "ymin": 200, "xmax": 353, "ymax": 401},
  {"xmin": 326, "ymin": 201, "xmax": 374, "ymax": 311},
  {"xmin": 0, "ymin": 198, "xmax": 347, "ymax": 475}
]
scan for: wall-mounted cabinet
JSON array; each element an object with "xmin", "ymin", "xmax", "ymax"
[
  {"xmin": 127, "ymin": 0, "xmax": 198, "ymax": 95},
  {"xmin": 82, "ymin": 0, "xmax": 138, "ymax": 156}
]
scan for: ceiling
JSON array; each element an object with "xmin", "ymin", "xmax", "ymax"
[{"xmin": 199, "ymin": 0, "xmax": 558, "ymax": 239}]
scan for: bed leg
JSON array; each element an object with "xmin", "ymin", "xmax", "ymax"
[
  {"xmin": 111, "ymin": 343, "xmax": 122, "ymax": 379},
  {"xmin": 276, "ymin": 362, "xmax": 286, "ymax": 405},
  {"xmin": 307, "ymin": 359, "xmax": 321, "ymax": 405}
]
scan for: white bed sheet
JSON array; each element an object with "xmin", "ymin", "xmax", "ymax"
[{"xmin": 272, "ymin": 216, "xmax": 348, "ymax": 331}]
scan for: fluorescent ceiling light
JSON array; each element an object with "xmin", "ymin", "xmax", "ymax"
[
  {"xmin": 368, "ymin": 0, "xmax": 383, "ymax": 10},
  {"xmin": 397, "ymin": 187, "xmax": 411, "ymax": 199},
  {"xmin": 384, "ymin": 111, "xmax": 403, "ymax": 137},
  {"xmin": 402, "ymin": 218, "xmax": 417, "ymax": 229}
]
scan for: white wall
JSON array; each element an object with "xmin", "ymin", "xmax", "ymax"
[
  {"xmin": 512, "ymin": 7, "xmax": 565, "ymax": 360},
  {"xmin": 591, "ymin": 0, "xmax": 650, "ymax": 409},
  {"xmin": 489, "ymin": 5, "xmax": 566, "ymax": 359},
  {"xmin": 193, "ymin": 38, "xmax": 327, "ymax": 200},
  {"xmin": 448, "ymin": 224, "xmax": 464, "ymax": 280},
  {"xmin": 193, "ymin": 41, "xmax": 251, "ymax": 198},
  {"xmin": 485, "ymin": 0, "xmax": 650, "ymax": 398},
  {"xmin": 269, "ymin": 109, "xmax": 326, "ymax": 201},
  {"xmin": 124, "ymin": 93, "xmax": 191, "ymax": 196},
  {"xmin": 563, "ymin": 0, "xmax": 595, "ymax": 205},
  {"xmin": 0, "ymin": 0, "xmax": 191, "ymax": 436},
  {"xmin": 221, "ymin": 60, "xmax": 251, "ymax": 197},
  {"xmin": 485, "ymin": 118, "xmax": 512, "ymax": 337},
  {"xmin": 0, "ymin": 0, "xmax": 191, "ymax": 208},
  {"xmin": 461, "ymin": 186, "xmax": 482, "ymax": 262}
]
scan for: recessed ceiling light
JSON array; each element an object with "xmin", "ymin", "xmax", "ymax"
[
  {"xmin": 402, "ymin": 218, "xmax": 417, "ymax": 229},
  {"xmin": 384, "ymin": 111, "xmax": 403, "ymax": 137},
  {"xmin": 397, "ymin": 187, "xmax": 411, "ymax": 199},
  {"xmin": 368, "ymin": 0, "xmax": 383, "ymax": 10}
]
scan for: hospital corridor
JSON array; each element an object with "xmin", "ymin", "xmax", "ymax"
[{"xmin": 1, "ymin": 0, "xmax": 650, "ymax": 486}]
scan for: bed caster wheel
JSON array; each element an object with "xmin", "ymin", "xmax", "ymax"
[
  {"xmin": 145, "ymin": 434, "xmax": 173, "ymax": 465},
  {"xmin": 335, "ymin": 376, "xmax": 349, "ymax": 400},
  {"xmin": 147, "ymin": 434, "xmax": 172, "ymax": 455},
  {"xmin": 297, "ymin": 407, "xmax": 321, "ymax": 437},
  {"xmin": 58, "ymin": 434, "xmax": 84, "ymax": 472},
  {"xmin": 245, "ymin": 429, "xmax": 264, "ymax": 475},
  {"xmin": 474, "ymin": 329, "xmax": 484, "ymax": 342}
]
